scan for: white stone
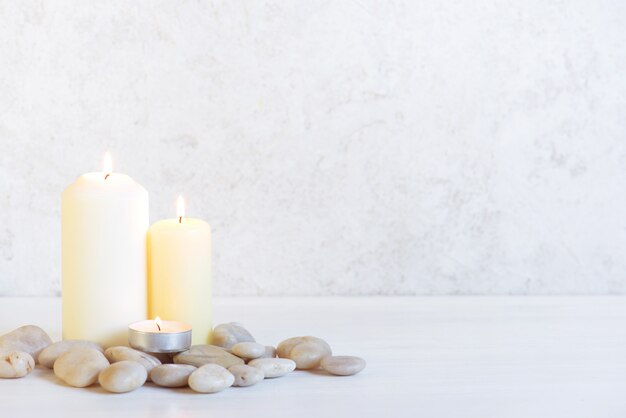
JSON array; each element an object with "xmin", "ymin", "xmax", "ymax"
[
  {"xmin": 53, "ymin": 348, "xmax": 109, "ymax": 387},
  {"xmin": 277, "ymin": 336, "xmax": 332, "ymax": 370},
  {"xmin": 188, "ymin": 364, "xmax": 234, "ymax": 393},
  {"xmin": 231, "ymin": 342, "xmax": 266, "ymax": 359},
  {"xmin": 259, "ymin": 346, "xmax": 276, "ymax": 359},
  {"xmin": 0, "ymin": 351, "xmax": 34, "ymax": 378},
  {"xmin": 173, "ymin": 345, "xmax": 244, "ymax": 368},
  {"xmin": 248, "ymin": 358, "xmax": 296, "ymax": 378},
  {"xmin": 212, "ymin": 323, "xmax": 255, "ymax": 350},
  {"xmin": 228, "ymin": 364, "xmax": 264, "ymax": 387},
  {"xmin": 0, "ymin": 325, "xmax": 52, "ymax": 363},
  {"xmin": 150, "ymin": 364, "xmax": 196, "ymax": 388},
  {"xmin": 104, "ymin": 346, "xmax": 161, "ymax": 378},
  {"xmin": 99, "ymin": 361, "xmax": 147, "ymax": 393},
  {"xmin": 320, "ymin": 356, "xmax": 366, "ymax": 376},
  {"xmin": 38, "ymin": 340, "xmax": 103, "ymax": 368}
]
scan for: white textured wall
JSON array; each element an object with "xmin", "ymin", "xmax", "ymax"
[{"xmin": 1, "ymin": 1, "xmax": 625, "ymax": 296}]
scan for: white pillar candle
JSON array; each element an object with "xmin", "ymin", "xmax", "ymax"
[
  {"xmin": 62, "ymin": 153, "xmax": 148, "ymax": 347},
  {"xmin": 148, "ymin": 196, "xmax": 212, "ymax": 345}
]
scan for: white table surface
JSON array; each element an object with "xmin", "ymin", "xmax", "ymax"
[{"xmin": 2, "ymin": 296, "xmax": 626, "ymax": 418}]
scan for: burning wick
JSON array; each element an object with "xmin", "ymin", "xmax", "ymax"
[
  {"xmin": 103, "ymin": 152, "xmax": 113, "ymax": 181},
  {"xmin": 155, "ymin": 316, "xmax": 162, "ymax": 332},
  {"xmin": 177, "ymin": 195, "xmax": 185, "ymax": 224}
]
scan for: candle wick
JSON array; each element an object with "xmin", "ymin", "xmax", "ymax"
[
  {"xmin": 156, "ymin": 323, "xmax": 161, "ymax": 331},
  {"xmin": 104, "ymin": 173, "xmax": 110, "ymax": 180},
  {"xmin": 178, "ymin": 216, "xmax": 182, "ymax": 224}
]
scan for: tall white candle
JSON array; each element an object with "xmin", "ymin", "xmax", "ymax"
[{"xmin": 62, "ymin": 153, "xmax": 148, "ymax": 347}]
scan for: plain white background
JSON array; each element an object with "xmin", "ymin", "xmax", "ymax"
[{"xmin": 1, "ymin": 0, "xmax": 625, "ymax": 297}]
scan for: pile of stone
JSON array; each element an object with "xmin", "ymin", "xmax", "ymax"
[{"xmin": 0, "ymin": 323, "xmax": 366, "ymax": 393}]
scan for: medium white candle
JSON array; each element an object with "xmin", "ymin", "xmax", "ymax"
[
  {"xmin": 148, "ymin": 196, "xmax": 212, "ymax": 345},
  {"xmin": 62, "ymin": 153, "xmax": 148, "ymax": 347}
]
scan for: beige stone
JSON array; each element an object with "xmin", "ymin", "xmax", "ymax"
[
  {"xmin": 0, "ymin": 325, "xmax": 52, "ymax": 363},
  {"xmin": 53, "ymin": 348, "xmax": 109, "ymax": 387},
  {"xmin": 276, "ymin": 336, "xmax": 332, "ymax": 370},
  {"xmin": 0, "ymin": 351, "xmax": 34, "ymax": 378},
  {"xmin": 211, "ymin": 323, "xmax": 255, "ymax": 350},
  {"xmin": 320, "ymin": 356, "xmax": 366, "ymax": 376},
  {"xmin": 188, "ymin": 364, "xmax": 234, "ymax": 393},
  {"xmin": 248, "ymin": 358, "xmax": 295, "ymax": 378},
  {"xmin": 150, "ymin": 364, "xmax": 196, "ymax": 388},
  {"xmin": 99, "ymin": 361, "xmax": 147, "ymax": 393},
  {"xmin": 104, "ymin": 346, "xmax": 161, "ymax": 379},
  {"xmin": 231, "ymin": 342, "xmax": 266, "ymax": 360},
  {"xmin": 173, "ymin": 345, "xmax": 244, "ymax": 369},
  {"xmin": 39, "ymin": 340, "xmax": 103, "ymax": 369},
  {"xmin": 259, "ymin": 346, "xmax": 276, "ymax": 359},
  {"xmin": 228, "ymin": 364, "xmax": 264, "ymax": 387}
]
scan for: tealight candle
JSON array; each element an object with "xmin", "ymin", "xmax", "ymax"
[{"xmin": 128, "ymin": 318, "xmax": 192, "ymax": 353}]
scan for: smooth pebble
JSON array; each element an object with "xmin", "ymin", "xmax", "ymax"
[
  {"xmin": 174, "ymin": 345, "xmax": 244, "ymax": 369},
  {"xmin": 212, "ymin": 323, "xmax": 255, "ymax": 350},
  {"xmin": 105, "ymin": 346, "xmax": 161, "ymax": 379},
  {"xmin": 231, "ymin": 342, "xmax": 266, "ymax": 360},
  {"xmin": 39, "ymin": 340, "xmax": 103, "ymax": 369},
  {"xmin": 0, "ymin": 325, "xmax": 52, "ymax": 363},
  {"xmin": 228, "ymin": 364, "xmax": 264, "ymax": 387},
  {"xmin": 320, "ymin": 356, "xmax": 366, "ymax": 376},
  {"xmin": 150, "ymin": 364, "xmax": 196, "ymax": 388},
  {"xmin": 188, "ymin": 364, "xmax": 234, "ymax": 393},
  {"xmin": 277, "ymin": 336, "xmax": 332, "ymax": 370},
  {"xmin": 257, "ymin": 346, "xmax": 276, "ymax": 360},
  {"xmin": 54, "ymin": 348, "xmax": 109, "ymax": 387},
  {"xmin": 99, "ymin": 361, "xmax": 147, "ymax": 393},
  {"xmin": 0, "ymin": 351, "xmax": 34, "ymax": 378},
  {"xmin": 248, "ymin": 358, "xmax": 296, "ymax": 378}
]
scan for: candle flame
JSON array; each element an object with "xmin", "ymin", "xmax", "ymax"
[
  {"xmin": 155, "ymin": 316, "xmax": 162, "ymax": 331},
  {"xmin": 103, "ymin": 152, "xmax": 113, "ymax": 179},
  {"xmin": 177, "ymin": 195, "xmax": 185, "ymax": 223}
]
